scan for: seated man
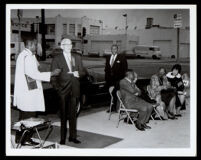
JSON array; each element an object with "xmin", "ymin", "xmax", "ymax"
[{"xmin": 119, "ymin": 70, "xmax": 153, "ymax": 131}]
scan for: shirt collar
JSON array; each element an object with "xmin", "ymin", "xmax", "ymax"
[
  {"xmin": 25, "ymin": 48, "xmax": 33, "ymax": 55},
  {"xmin": 125, "ymin": 77, "xmax": 132, "ymax": 83},
  {"xmin": 111, "ymin": 54, "xmax": 117, "ymax": 59}
]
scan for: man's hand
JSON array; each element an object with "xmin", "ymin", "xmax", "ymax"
[
  {"xmin": 51, "ymin": 69, "xmax": 61, "ymax": 77},
  {"xmin": 68, "ymin": 71, "xmax": 79, "ymax": 78},
  {"xmin": 73, "ymin": 71, "xmax": 79, "ymax": 78}
]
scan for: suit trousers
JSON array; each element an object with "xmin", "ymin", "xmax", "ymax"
[
  {"xmin": 111, "ymin": 87, "xmax": 118, "ymax": 111},
  {"xmin": 59, "ymin": 93, "xmax": 77, "ymax": 141},
  {"xmin": 129, "ymin": 101, "xmax": 153, "ymax": 124}
]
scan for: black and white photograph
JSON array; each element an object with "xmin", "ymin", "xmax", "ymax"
[{"xmin": 6, "ymin": 4, "xmax": 197, "ymax": 156}]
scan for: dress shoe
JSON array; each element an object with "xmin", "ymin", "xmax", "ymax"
[
  {"xmin": 22, "ymin": 139, "xmax": 39, "ymax": 146},
  {"xmin": 60, "ymin": 139, "xmax": 65, "ymax": 145},
  {"xmin": 142, "ymin": 124, "xmax": 151, "ymax": 129},
  {"xmin": 168, "ymin": 115, "xmax": 178, "ymax": 120},
  {"xmin": 68, "ymin": 137, "xmax": 81, "ymax": 144},
  {"xmin": 135, "ymin": 121, "xmax": 145, "ymax": 131}
]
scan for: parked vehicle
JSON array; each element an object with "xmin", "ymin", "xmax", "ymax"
[
  {"xmin": 88, "ymin": 51, "xmax": 100, "ymax": 57},
  {"xmin": 134, "ymin": 45, "xmax": 162, "ymax": 59},
  {"xmin": 10, "ymin": 42, "xmax": 25, "ymax": 60},
  {"xmin": 103, "ymin": 49, "xmax": 112, "ymax": 57},
  {"xmin": 46, "ymin": 47, "xmax": 82, "ymax": 58},
  {"xmin": 121, "ymin": 50, "xmax": 136, "ymax": 59},
  {"xmin": 72, "ymin": 48, "xmax": 82, "ymax": 55}
]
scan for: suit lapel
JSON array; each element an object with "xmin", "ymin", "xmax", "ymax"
[
  {"xmin": 60, "ymin": 53, "xmax": 70, "ymax": 72},
  {"xmin": 111, "ymin": 54, "xmax": 119, "ymax": 68}
]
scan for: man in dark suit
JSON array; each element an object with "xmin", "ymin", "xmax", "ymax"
[
  {"xmin": 50, "ymin": 38, "xmax": 85, "ymax": 144},
  {"xmin": 105, "ymin": 44, "xmax": 128, "ymax": 112},
  {"xmin": 120, "ymin": 70, "xmax": 153, "ymax": 131}
]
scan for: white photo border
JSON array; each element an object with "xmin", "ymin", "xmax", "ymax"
[{"xmin": 6, "ymin": 4, "xmax": 197, "ymax": 157}]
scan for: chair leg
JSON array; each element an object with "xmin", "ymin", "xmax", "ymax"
[
  {"xmin": 108, "ymin": 98, "xmax": 113, "ymax": 120},
  {"xmin": 16, "ymin": 130, "xmax": 29, "ymax": 148},
  {"xmin": 153, "ymin": 107, "xmax": 162, "ymax": 120},
  {"xmin": 116, "ymin": 110, "xmax": 121, "ymax": 128}
]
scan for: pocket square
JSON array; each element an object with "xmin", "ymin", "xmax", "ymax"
[{"xmin": 116, "ymin": 60, "xmax": 120, "ymax": 63}]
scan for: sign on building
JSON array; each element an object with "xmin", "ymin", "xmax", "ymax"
[
  {"xmin": 173, "ymin": 14, "xmax": 182, "ymax": 28},
  {"xmin": 11, "ymin": 22, "xmax": 31, "ymax": 32}
]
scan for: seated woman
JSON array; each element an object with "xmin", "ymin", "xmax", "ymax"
[
  {"xmin": 182, "ymin": 73, "xmax": 190, "ymax": 97},
  {"xmin": 182, "ymin": 73, "xmax": 190, "ymax": 108},
  {"xmin": 147, "ymin": 67, "xmax": 177, "ymax": 120},
  {"xmin": 166, "ymin": 64, "xmax": 185, "ymax": 117}
]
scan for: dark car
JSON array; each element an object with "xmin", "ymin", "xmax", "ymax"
[
  {"xmin": 88, "ymin": 51, "xmax": 100, "ymax": 57},
  {"xmin": 79, "ymin": 65, "xmax": 110, "ymax": 107},
  {"xmin": 121, "ymin": 50, "xmax": 137, "ymax": 59},
  {"xmin": 34, "ymin": 64, "xmax": 110, "ymax": 115}
]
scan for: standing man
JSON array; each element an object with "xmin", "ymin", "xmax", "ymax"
[
  {"xmin": 51, "ymin": 38, "xmax": 85, "ymax": 145},
  {"xmin": 105, "ymin": 44, "xmax": 128, "ymax": 112},
  {"xmin": 13, "ymin": 39, "xmax": 61, "ymax": 145}
]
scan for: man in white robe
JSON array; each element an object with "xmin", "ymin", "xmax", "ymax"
[{"xmin": 13, "ymin": 39, "xmax": 60, "ymax": 145}]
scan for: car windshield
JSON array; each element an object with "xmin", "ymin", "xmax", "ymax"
[{"xmin": 87, "ymin": 66, "xmax": 105, "ymax": 82}]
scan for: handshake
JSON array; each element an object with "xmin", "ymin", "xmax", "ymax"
[
  {"xmin": 51, "ymin": 69, "xmax": 62, "ymax": 77},
  {"xmin": 68, "ymin": 71, "xmax": 79, "ymax": 78}
]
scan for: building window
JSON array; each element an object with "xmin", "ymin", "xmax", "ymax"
[
  {"xmin": 46, "ymin": 24, "xmax": 55, "ymax": 35},
  {"xmin": 63, "ymin": 24, "xmax": 67, "ymax": 35},
  {"xmin": 69, "ymin": 24, "xmax": 75, "ymax": 35},
  {"xmin": 90, "ymin": 25, "xmax": 100, "ymax": 35},
  {"xmin": 77, "ymin": 24, "xmax": 81, "ymax": 33}
]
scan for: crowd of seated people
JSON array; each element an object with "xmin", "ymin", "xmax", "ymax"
[{"xmin": 117, "ymin": 64, "xmax": 189, "ymax": 131}]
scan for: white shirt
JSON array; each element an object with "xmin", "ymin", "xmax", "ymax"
[
  {"xmin": 125, "ymin": 77, "xmax": 132, "ymax": 83},
  {"xmin": 110, "ymin": 54, "xmax": 117, "ymax": 66},
  {"xmin": 63, "ymin": 52, "xmax": 72, "ymax": 72}
]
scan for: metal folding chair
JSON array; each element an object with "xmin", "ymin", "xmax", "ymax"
[
  {"xmin": 116, "ymin": 91, "xmax": 139, "ymax": 128},
  {"xmin": 11, "ymin": 119, "xmax": 53, "ymax": 149},
  {"xmin": 147, "ymin": 85, "xmax": 163, "ymax": 120},
  {"xmin": 108, "ymin": 86, "xmax": 115, "ymax": 120}
]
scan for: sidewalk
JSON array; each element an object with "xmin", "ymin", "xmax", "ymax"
[{"xmin": 10, "ymin": 98, "xmax": 190, "ymax": 149}]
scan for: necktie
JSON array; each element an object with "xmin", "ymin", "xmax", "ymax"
[
  {"xmin": 66, "ymin": 55, "xmax": 72, "ymax": 72},
  {"xmin": 111, "ymin": 55, "xmax": 115, "ymax": 67}
]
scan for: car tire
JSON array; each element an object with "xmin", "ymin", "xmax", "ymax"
[
  {"xmin": 137, "ymin": 55, "xmax": 141, "ymax": 58},
  {"xmin": 81, "ymin": 94, "xmax": 87, "ymax": 106},
  {"xmin": 171, "ymin": 55, "xmax": 176, "ymax": 59},
  {"xmin": 152, "ymin": 55, "xmax": 157, "ymax": 59}
]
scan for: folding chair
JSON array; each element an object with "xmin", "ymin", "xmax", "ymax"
[
  {"xmin": 108, "ymin": 86, "xmax": 115, "ymax": 120},
  {"xmin": 11, "ymin": 119, "xmax": 53, "ymax": 148},
  {"xmin": 116, "ymin": 91, "xmax": 139, "ymax": 128},
  {"xmin": 147, "ymin": 85, "xmax": 163, "ymax": 120}
]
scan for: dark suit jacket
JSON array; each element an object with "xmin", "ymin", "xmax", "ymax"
[
  {"xmin": 119, "ymin": 78, "xmax": 152, "ymax": 109},
  {"xmin": 105, "ymin": 53, "xmax": 128, "ymax": 89},
  {"xmin": 50, "ymin": 52, "xmax": 85, "ymax": 97}
]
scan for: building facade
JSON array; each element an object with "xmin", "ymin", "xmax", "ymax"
[{"xmin": 11, "ymin": 15, "xmax": 190, "ymax": 58}]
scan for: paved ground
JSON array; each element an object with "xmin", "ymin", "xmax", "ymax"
[
  {"xmin": 8, "ymin": 57, "xmax": 192, "ymax": 155},
  {"xmin": 10, "ymin": 97, "xmax": 190, "ymax": 150}
]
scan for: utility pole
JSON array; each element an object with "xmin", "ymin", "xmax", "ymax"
[
  {"xmin": 176, "ymin": 28, "xmax": 180, "ymax": 63},
  {"xmin": 16, "ymin": 9, "xmax": 23, "ymax": 60},
  {"xmin": 123, "ymin": 14, "xmax": 128, "ymax": 50},
  {"xmin": 173, "ymin": 13, "xmax": 182, "ymax": 63},
  {"xmin": 41, "ymin": 9, "xmax": 46, "ymax": 61}
]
